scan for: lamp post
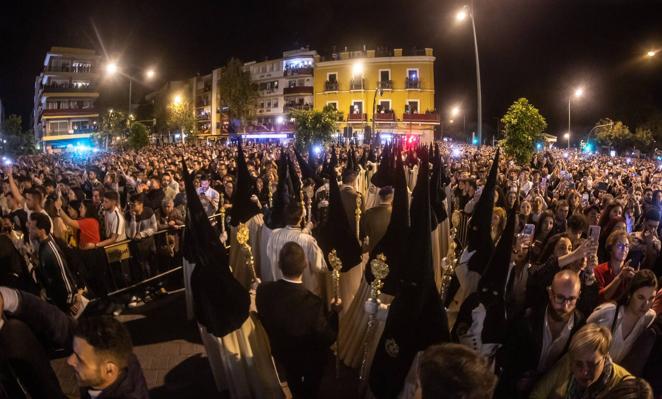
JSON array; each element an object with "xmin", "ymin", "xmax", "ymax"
[
  {"xmin": 456, "ymin": 2, "xmax": 482, "ymax": 146},
  {"xmin": 563, "ymin": 132, "xmax": 570, "ymax": 150},
  {"xmin": 105, "ymin": 62, "xmax": 156, "ymax": 118},
  {"xmin": 450, "ymin": 105, "xmax": 465, "ymax": 138},
  {"xmin": 567, "ymin": 87, "xmax": 583, "ymax": 148}
]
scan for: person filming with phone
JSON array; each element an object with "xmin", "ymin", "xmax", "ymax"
[
  {"xmin": 628, "ymin": 208, "xmax": 661, "ymax": 274},
  {"xmin": 595, "ymin": 231, "xmax": 636, "ymax": 302}
]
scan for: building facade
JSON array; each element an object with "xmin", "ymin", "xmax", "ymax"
[
  {"xmin": 244, "ymin": 47, "xmax": 316, "ymax": 137},
  {"xmin": 33, "ymin": 47, "xmax": 101, "ymax": 150},
  {"xmin": 313, "ymin": 47, "xmax": 439, "ymax": 142}
]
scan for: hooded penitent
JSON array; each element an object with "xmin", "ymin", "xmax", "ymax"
[
  {"xmin": 229, "ymin": 140, "xmax": 261, "ymax": 227},
  {"xmin": 371, "ymin": 143, "xmax": 394, "ymax": 188},
  {"xmin": 369, "ymin": 147, "xmax": 450, "ymax": 399},
  {"xmin": 182, "ymin": 159, "xmax": 249, "ymax": 337}
]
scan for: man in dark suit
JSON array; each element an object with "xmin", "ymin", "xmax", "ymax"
[
  {"xmin": 360, "ymin": 186, "xmax": 393, "ymax": 253},
  {"xmin": 339, "ymin": 170, "xmax": 364, "ymax": 239},
  {"xmin": 497, "ymin": 270, "xmax": 586, "ymax": 398},
  {"xmin": 256, "ymin": 242, "xmax": 341, "ymax": 399}
]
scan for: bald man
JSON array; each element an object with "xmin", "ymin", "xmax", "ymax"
[{"xmin": 496, "ymin": 270, "xmax": 586, "ymax": 398}]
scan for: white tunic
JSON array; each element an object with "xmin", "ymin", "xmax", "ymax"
[{"xmin": 266, "ymin": 226, "xmax": 327, "ymax": 297}]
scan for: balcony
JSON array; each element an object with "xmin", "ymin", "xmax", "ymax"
[
  {"xmin": 42, "ymin": 108, "xmax": 98, "ymax": 117},
  {"xmin": 374, "ymin": 111, "xmax": 396, "ymax": 122},
  {"xmin": 403, "ymin": 112, "xmax": 440, "ymax": 123},
  {"xmin": 378, "ymin": 80, "xmax": 393, "ymax": 90},
  {"xmin": 284, "ymin": 103, "xmax": 313, "ymax": 112},
  {"xmin": 405, "ymin": 78, "xmax": 421, "ymax": 89},
  {"xmin": 283, "ymin": 66, "xmax": 313, "ymax": 77},
  {"xmin": 350, "ymin": 79, "xmax": 364, "ymax": 91},
  {"xmin": 44, "ymin": 66, "xmax": 96, "ymax": 73},
  {"xmin": 283, "ymin": 86, "xmax": 313, "ymax": 95},
  {"xmin": 325, "ymin": 81, "xmax": 339, "ymax": 91},
  {"xmin": 42, "ymin": 82, "xmax": 97, "ymax": 92},
  {"xmin": 348, "ymin": 113, "xmax": 367, "ymax": 122}
]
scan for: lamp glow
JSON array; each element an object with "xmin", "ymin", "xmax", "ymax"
[
  {"xmin": 173, "ymin": 95, "xmax": 183, "ymax": 105},
  {"xmin": 647, "ymin": 50, "xmax": 657, "ymax": 58},
  {"xmin": 451, "ymin": 106, "xmax": 460, "ymax": 118},
  {"xmin": 574, "ymin": 87, "xmax": 584, "ymax": 98},
  {"xmin": 563, "ymin": 133, "xmax": 570, "ymax": 140},
  {"xmin": 456, "ymin": 8, "xmax": 468, "ymax": 22},
  {"xmin": 352, "ymin": 62, "xmax": 364, "ymax": 77},
  {"xmin": 145, "ymin": 69, "xmax": 155, "ymax": 79},
  {"xmin": 105, "ymin": 62, "xmax": 118, "ymax": 75}
]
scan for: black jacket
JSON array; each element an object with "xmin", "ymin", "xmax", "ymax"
[
  {"xmin": 37, "ymin": 236, "xmax": 77, "ymax": 311},
  {"xmin": 496, "ymin": 305, "xmax": 585, "ymax": 397},
  {"xmin": 256, "ymin": 280, "xmax": 337, "ymax": 372},
  {"xmin": 79, "ymin": 354, "xmax": 148, "ymax": 399}
]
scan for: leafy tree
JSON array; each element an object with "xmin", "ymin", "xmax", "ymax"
[
  {"xmin": 127, "ymin": 122, "xmax": 149, "ymax": 150},
  {"xmin": 219, "ymin": 58, "xmax": 258, "ymax": 133},
  {"xmin": 291, "ymin": 105, "xmax": 339, "ymax": 152},
  {"xmin": 167, "ymin": 99, "xmax": 195, "ymax": 141},
  {"xmin": 500, "ymin": 98, "xmax": 547, "ymax": 164},
  {"xmin": 98, "ymin": 110, "xmax": 128, "ymax": 149},
  {"xmin": 1, "ymin": 115, "xmax": 37, "ymax": 155},
  {"xmin": 593, "ymin": 118, "xmax": 652, "ymax": 153}
]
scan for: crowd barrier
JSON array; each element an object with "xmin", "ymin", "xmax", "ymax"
[{"xmin": 81, "ymin": 212, "xmax": 224, "ymax": 302}]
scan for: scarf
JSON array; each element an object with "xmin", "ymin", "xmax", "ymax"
[{"xmin": 565, "ymin": 356, "xmax": 614, "ymax": 399}]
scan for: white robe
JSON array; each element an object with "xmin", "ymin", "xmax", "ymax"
[{"xmin": 446, "ymin": 248, "xmax": 481, "ymax": 330}]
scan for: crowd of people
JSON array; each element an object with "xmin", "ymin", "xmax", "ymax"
[{"xmin": 0, "ymin": 139, "xmax": 661, "ymax": 399}]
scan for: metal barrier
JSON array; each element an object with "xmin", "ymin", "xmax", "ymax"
[{"xmin": 89, "ymin": 212, "xmax": 224, "ymax": 300}]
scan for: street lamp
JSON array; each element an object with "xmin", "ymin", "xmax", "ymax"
[
  {"xmin": 450, "ymin": 105, "xmax": 466, "ymax": 137},
  {"xmin": 352, "ymin": 62, "xmax": 364, "ymax": 77},
  {"xmin": 455, "ymin": 3, "xmax": 483, "ymax": 146},
  {"xmin": 568, "ymin": 86, "xmax": 583, "ymax": 148},
  {"xmin": 105, "ymin": 61, "xmax": 156, "ymax": 116},
  {"xmin": 173, "ymin": 94, "xmax": 183, "ymax": 105},
  {"xmin": 563, "ymin": 132, "xmax": 570, "ymax": 150},
  {"xmin": 647, "ymin": 50, "xmax": 657, "ymax": 58}
]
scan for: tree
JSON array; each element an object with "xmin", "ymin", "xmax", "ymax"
[
  {"xmin": 98, "ymin": 110, "xmax": 128, "ymax": 149},
  {"xmin": 593, "ymin": 118, "xmax": 652, "ymax": 153},
  {"xmin": 219, "ymin": 58, "xmax": 258, "ymax": 133},
  {"xmin": 1, "ymin": 115, "xmax": 37, "ymax": 155},
  {"xmin": 291, "ymin": 105, "xmax": 339, "ymax": 152},
  {"xmin": 127, "ymin": 122, "xmax": 149, "ymax": 150},
  {"xmin": 167, "ymin": 100, "xmax": 195, "ymax": 141},
  {"xmin": 500, "ymin": 98, "xmax": 547, "ymax": 164}
]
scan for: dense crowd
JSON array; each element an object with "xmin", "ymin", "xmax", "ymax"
[{"xmin": 0, "ymin": 140, "xmax": 661, "ymax": 399}]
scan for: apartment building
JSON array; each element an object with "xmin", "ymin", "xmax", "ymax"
[
  {"xmin": 33, "ymin": 47, "xmax": 101, "ymax": 150},
  {"xmin": 313, "ymin": 47, "xmax": 439, "ymax": 142}
]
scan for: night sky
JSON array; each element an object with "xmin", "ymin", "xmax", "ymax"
[{"xmin": 1, "ymin": 0, "xmax": 660, "ymax": 141}]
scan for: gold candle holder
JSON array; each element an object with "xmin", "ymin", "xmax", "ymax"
[
  {"xmin": 360, "ymin": 253, "xmax": 389, "ymax": 381},
  {"xmin": 355, "ymin": 194, "xmax": 361, "ymax": 241},
  {"xmin": 237, "ymin": 223, "xmax": 257, "ymax": 282}
]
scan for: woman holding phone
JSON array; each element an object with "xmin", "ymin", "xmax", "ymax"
[{"xmin": 595, "ymin": 231, "xmax": 637, "ymax": 302}]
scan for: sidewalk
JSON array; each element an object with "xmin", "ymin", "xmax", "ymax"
[
  {"xmin": 52, "ymin": 291, "xmax": 360, "ymax": 398},
  {"xmin": 52, "ymin": 292, "xmax": 223, "ymax": 399}
]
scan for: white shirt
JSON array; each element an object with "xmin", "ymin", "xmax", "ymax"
[
  {"xmin": 0, "ymin": 287, "xmax": 20, "ymax": 330},
  {"xmin": 104, "ymin": 206, "xmax": 127, "ymax": 241},
  {"xmin": 537, "ymin": 307, "xmax": 575, "ymax": 372},
  {"xmin": 266, "ymin": 226, "xmax": 327, "ymax": 297},
  {"xmin": 587, "ymin": 302, "xmax": 656, "ymax": 362}
]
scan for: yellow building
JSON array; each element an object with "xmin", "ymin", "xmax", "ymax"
[{"xmin": 313, "ymin": 48, "xmax": 439, "ymax": 142}]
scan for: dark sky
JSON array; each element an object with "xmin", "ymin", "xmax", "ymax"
[{"xmin": 1, "ymin": 0, "xmax": 661, "ymax": 139}]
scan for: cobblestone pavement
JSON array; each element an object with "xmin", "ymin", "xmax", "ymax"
[{"xmin": 52, "ymin": 291, "xmax": 360, "ymax": 398}]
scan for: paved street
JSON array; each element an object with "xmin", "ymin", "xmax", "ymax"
[{"xmin": 51, "ymin": 290, "xmax": 360, "ymax": 398}]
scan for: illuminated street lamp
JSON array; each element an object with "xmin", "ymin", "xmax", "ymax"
[
  {"xmin": 568, "ymin": 86, "xmax": 583, "ymax": 147},
  {"xmin": 105, "ymin": 61, "xmax": 157, "ymax": 116},
  {"xmin": 105, "ymin": 62, "xmax": 118, "ymax": 75},
  {"xmin": 352, "ymin": 62, "xmax": 364, "ymax": 77},
  {"xmin": 145, "ymin": 69, "xmax": 156, "ymax": 79},
  {"xmin": 455, "ymin": 3, "xmax": 482, "ymax": 146},
  {"xmin": 450, "ymin": 105, "xmax": 466, "ymax": 137},
  {"xmin": 647, "ymin": 50, "xmax": 657, "ymax": 58},
  {"xmin": 173, "ymin": 94, "xmax": 183, "ymax": 105}
]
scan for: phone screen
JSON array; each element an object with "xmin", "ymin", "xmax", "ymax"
[
  {"xmin": 588, "ymin": 225, "xmax": 601, "ymax": 241},
  {"xmin": 522, "ymin": 224, "xmax": 536, "ymax": 237}
]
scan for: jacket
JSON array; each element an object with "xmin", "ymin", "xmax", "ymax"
[
  {"xmin": 127, "ymin": 207, "xmax": 157, "ymax": 240},
  {"xmin": 37, "ymin": 236, "xmax": 77, "ymax": 311},
  {"xmin": 79, "ymin": 354, "xmax": 149, "ymax": 399},
  {"xmin": 256, "ymin": 280, "xmax": 337, "ymax": 372}
]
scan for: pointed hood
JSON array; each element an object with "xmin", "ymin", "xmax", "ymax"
[
  {"xmin": 182, "ymin": 159, "xmax": 249, "ymax": 337},
  {"xmin": 317, "ymin": 166, "xmax": 362, "ymax": 271},
  {"xmin": 466, "ymin": 148, "xmax": 500, "ymax": 274},
  {"xmin": 370, "ymin": 148, "xmax": 449, "ymax": 398},
  {"xmin": 288, "ymin": 155, "xmax": 303, "ymax": 203},
  {"xmin": 229, "ymin": 140, "xmax": 260, "ymax": 226},
  {"xmin": 368, "ymin": 147, "xmax": 377, "ymax": 163},
  {"xmin": 478, "ymin": 205, "xmax": 517, "ymax": 345},
  {"xmin": 359, "ymin": 146, "xmax": 368, "ymax": 168},
  {"xmin": 371, "ymin": 143, "xmax": 393, "ymax": 187},
  {"xmin": 345, "ymin": 146, "xmax": 357, "ymax": 173},
  {"xmin": 430, "ymin": 143, "xmax": 448, "ymax": 229},
  {"xmin": 265, "ymin": 150, "xmax": 290, "ymax": 229},
  {"xmin": 366, "ymin": 152, "xmax": 409, "ymax": 295},
  {"xmin": 295, "ymin": 147, "xmax": 323, "ymax": 189}
]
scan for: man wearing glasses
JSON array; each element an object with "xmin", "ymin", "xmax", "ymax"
[{"xmin": 497, "ymin": 270, "xmax": 585, "ymax": 398}]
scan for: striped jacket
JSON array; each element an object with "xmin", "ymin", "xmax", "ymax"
[{"xmin": 37, "ymin": 235, "xmax": 77, "ymax": 311}]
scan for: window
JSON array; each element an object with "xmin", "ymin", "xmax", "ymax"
[
  {"xmin": 379, "ymin": 70, "xmax": 391, "ymax": 82},
  {"xmin": 266, "ymin": 101, "xmax": 272, "ymax": 109},
  {"xmin": 72, "ymin": 120, "xmax": 90, "ymax": 131},
  {"xmin": 259, "ymin": 102, "xmax": 264, "ymax": 109},
  {"xmin": 378, "ymin": 100, "xmax": 391, "ymax": 112},
  {"xmin": 326, "ymin": 101, "xmax": 338, "ymax": 110},
  {"xmin": 406, "ymin": 100, "xmax": 419, "ymax": 114},
  {"xmin": 352, "ymin": 101, "xmax": 363, "ymax": 114},
  {"xmin": 327, "ymin": 73, "xmax": 337, "ymax": 82},
  {"xmin": 297, "ymin": 79, "xmax": 305, "ymax": 86},
  {"xmin": 273, "ymin": 100, "xmax": 278, "ymax": 108},
  {"xmin": 407, "ymin": 69, "xmax": 419, "ymax": 80},
  {"xmin": 49, "ymin": 121, "xmax": 69, "ymax": 134},
  {"xmin": 60, "ymin": 101, "xmax": 69, "ymax": 109}
]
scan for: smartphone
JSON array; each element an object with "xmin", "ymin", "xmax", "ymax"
[
  {"xmin": 522, "ymin": 223, "xmax": 536, "ymax": 237},
  {"xmin": 628, "ymin": 250, "xmax": 644, "ymax": 269},
  {"xmin": 541, "ymin": 177, "xmax": 547, "ymax": 187},
  {"xmin": 582, "ymin": 193, "xmax": 589, "ymax": 205},
  {"xmin": 588, "ymin": 225, "xmax": 601, "ymax": 242}
]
